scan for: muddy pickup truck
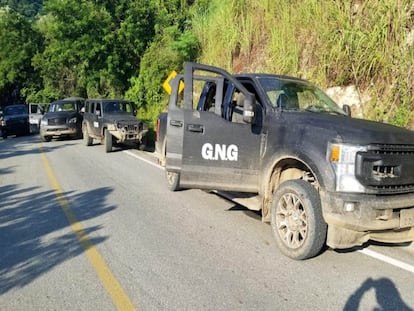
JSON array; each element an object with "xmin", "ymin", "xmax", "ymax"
[{"xmin": 156, "ymin": 62, "xmax": 414, "ymax": 260}]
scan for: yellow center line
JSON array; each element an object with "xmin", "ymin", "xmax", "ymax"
[{"xmin": 40, "ymin": 147, "xmax": 136, "ymax": 311}]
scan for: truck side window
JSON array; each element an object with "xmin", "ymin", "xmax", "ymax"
[
  {"xmin": 177, "ymin": 92, "xmax": 184, "ymax": 109},
  {"xmin": 96, "ymin": 103, "xmax": 102, "ymax": 117},
  {"xmin": 204, "ymin": 84, "xmax": 216, "ymax": 112},
  {"xmin": 231, "ymin": 90, "xmax": 245, "ymax": 123}
]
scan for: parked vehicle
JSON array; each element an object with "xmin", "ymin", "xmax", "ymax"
[
  {"xmin": 156, "ymin": 62, "xmax": 414, "ymax": 260},
  {"xmin": 0, "ymin": 104, "xmax": 30, "ymax": 139},
  {"xmin": 82, "ymin": 99, "xmax": 148, "ymax": 152},
  {"xmin": 40, "ymin": 97, "xmax": 84, "ymax": 142}
]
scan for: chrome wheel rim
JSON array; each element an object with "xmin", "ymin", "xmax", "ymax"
[
  {"xmin": 166, "ymin": 171, "xmax": 175, "ymax": 185},
  {"xmin": 276, "ymin": 193, "xmax": 308, "ymax": 248}
]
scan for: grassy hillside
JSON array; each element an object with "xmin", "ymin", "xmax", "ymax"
[{"xmin": 191, "ymin": 0, "xmax": 414, "ymax": 126}]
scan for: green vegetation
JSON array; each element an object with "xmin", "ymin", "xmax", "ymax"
[
  {"xmin": 0, "ymin": 0, "xmax": 413, "ymax": 129},
  {"xmin": 193, "ymin": 0, "xmax": 414, "ymax": 125}
]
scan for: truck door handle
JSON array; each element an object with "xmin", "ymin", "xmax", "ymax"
[
  {"xmin": 170, "ymin": 120, "xmax": 183, "ymax": 127},
  {"xmin": 187, "ymin": 124, "xmax": 204, "ymax": 133}
]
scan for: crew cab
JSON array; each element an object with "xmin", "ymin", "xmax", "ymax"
[
  {"xmin": 82, "ymin": 99, "xmax": 148, "ymax": 152},
  {"xmin": 156, "ymin": 62, "xmax": 414, "ymax": 260}
]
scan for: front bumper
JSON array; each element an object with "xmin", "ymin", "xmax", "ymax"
[
  {"xmin": 109, "ymin": 126, "xmax": 148, "ymax": 144},
  {"xmin": 320, "ymin": 190, "xmax": 414, "ymax": 248},
  {"xmin": 1, "ymin": 123, "xmax": 30, "ymax": 135},
  {"xmin": 41, "ymin": 126, "xmax": 78, "ymax": 137}
]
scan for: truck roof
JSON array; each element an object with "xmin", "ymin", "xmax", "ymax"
[{"xmin": 233, "ymin": 73, "xmax": 309, "ymax": 83}]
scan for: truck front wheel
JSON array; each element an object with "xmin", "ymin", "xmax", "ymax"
[
  {"xmin": 166, "ymin": 170, "xmax": 180, "ymax": 191},
  {"xmin": 41, "ymin": 135, "xmax": 51, "ymax": 142},
  {"xmin": 104, "ymin": 129, "xmax": 112, "ymax": 153},
  {"xmin": 271, "ymin": 179, "xmax": 327, "ymax": 260},
  {"xmin": 83, "ymin": 125, "xmax": 93, "ymax": 146}
]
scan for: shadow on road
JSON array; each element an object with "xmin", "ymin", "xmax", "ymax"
[
  {"xmin": 0, "ymin": 184, "xmax": 115, "ymax": 294},
  {"xmin": 344, "ymin": 277, "xmax": 413, "ymax": 310},
  {"xmin": 0, "ymin": 134, "xmax": 76, "ymax": 160}
]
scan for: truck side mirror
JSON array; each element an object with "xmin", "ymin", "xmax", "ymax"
[
  {"xmin": 243, "ymin": 93, "xmax": 256, "ymax": 124},
  {"xmin": 343, "ymin": 104, "xmax": 351, "ymax": 117}
]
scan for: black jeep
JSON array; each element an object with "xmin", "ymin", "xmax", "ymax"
[{"xmin": 82, "ymin": 99, "xmax": 148, "ymax": 152}]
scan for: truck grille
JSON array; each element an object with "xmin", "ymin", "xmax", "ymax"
[
  {"xmin": 48, "ymin": 117, "xmax": 67, "ymax": 125},
  {"xmin": 8, "ymin": 118, "xmax": 27, "ymax": 125},
  {"xmin": 116, "ymin": 121, "xmax": 141, "ymax": 133},
  {"xmin": 356, "ymin": 144, "xmax": 414, "ymax": 194},
  {"xmin": 369, "ymin": 144, "xmax": 414, "ymax": 155}
]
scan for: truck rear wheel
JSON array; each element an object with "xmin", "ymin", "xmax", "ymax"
[
  {"xmin": 104, "ymin": 129, "xmax": 112, "ymax": 153},
  {"xmin": 271, "ymin": 179, "xmax": 327, "ymax": 260},
  {"xmin": 166, "ymin": 170, "xmax": 180, "ymax": 191}
]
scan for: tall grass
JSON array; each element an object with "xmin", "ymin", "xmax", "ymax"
[{"xmin": 191, "ymin": 0, "xmax": 414, "ymax": 125}]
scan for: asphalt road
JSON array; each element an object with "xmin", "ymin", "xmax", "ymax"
[{"xmin": 1, "ymin": 134, "xmax": 414, "ymax": 311}]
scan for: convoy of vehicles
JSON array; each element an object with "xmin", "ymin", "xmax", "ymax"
[
  {"xmin": 2, "ymin": 97, "xmax": 148, "ymax": 154},
  {"xmin": 2, "ymin": 62, "xmax": 413, "ymax": 261},
  {"xmin": 82, "ymin": 99, "xmax": 148, "ymax": 152},
  {"xmin": 155, "ymin": 62, "xmax": 414, "ymax": 260}
]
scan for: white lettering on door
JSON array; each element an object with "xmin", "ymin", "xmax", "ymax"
[{"xmin": 201, "ymin": 143, "xmax": 238, "ymax": 161}]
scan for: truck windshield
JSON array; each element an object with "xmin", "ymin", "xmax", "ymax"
[
  {"xmin": 5, "ymin": 105, "xmax": 26, "ymax": 115},
  {"xmin": 258, "ymin": 77, "xmax": 346, "ymax": 115},
  {"xmin": 49, "ymin": 102, "xmax": 76, "ymax": 112},
  {"xmin": 103, "ymin": 101, "xmax": 132, "ymax": 113}
]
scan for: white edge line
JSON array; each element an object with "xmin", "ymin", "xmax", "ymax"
[
  {"xmin": 124, "ymin": 150, "xmax": 414, "ymax": 274},
  {"xmin": 358, "ymin": 248, "xmax": 414, "ymax": 274},
  {"xmin": 123, "ymin": 150, "xmax": 164, "ymax": 170}
]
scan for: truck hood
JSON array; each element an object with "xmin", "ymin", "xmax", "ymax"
[
  {"xmin": 43, "ymin": 111, "xmax": 78, "ymax": 119},
  {"xmin": 103, "ymin": 113, "xmax": 141, "ymax": 123},
  {"xmin": 283, "ymin": 112, "xmax": 414, "ymax": 145},
  {"xmin": 3, "ymin": 113, "xmax": 28, "ymax": 121}
]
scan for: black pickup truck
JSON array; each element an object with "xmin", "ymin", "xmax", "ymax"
[{"xmin": 156, "ymin": 62, "xmax": 414, "ymax": 260}]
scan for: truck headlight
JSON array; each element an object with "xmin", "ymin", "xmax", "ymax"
[
  {"xmin": 68, "ymin": 117, "xmax": 77, "ymax": 124},
  {"xmin": 41, "ymin": 119, "xmax": 47, "ymax": 126},
  {"xmin": 328, "ymin": 143, "xmax": 367, "ymax": 192}
]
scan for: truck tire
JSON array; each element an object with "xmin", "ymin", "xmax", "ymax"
[
  {"xmin": 271, "ymin": 179, "xmax": 327, "ymax": 260},
  {"xmin": 24, "ymin": 124, "xmax": 30, "ymax": 136},
  {"xmin": 42, "ymin": 135, "xmax": 51, "ymax": 142},
  {"xmin": 104, "ymin": 129, "xmax": 112, "ymax": 153},
  {"xmin": 166, "ymin": 170, "xmax": 180, "ymax": 191},
  {"xmin": 138, "ymin": 135, "xmax": 147, "ymax": 151},
  {"xmin": 83, "ymin": 125, "xmax": 93, "ymax": 146}
]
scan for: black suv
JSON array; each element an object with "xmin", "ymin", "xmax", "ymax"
[
  {"xmin": 40, "ymin": 97, "xmax": 84, "ymax": 142},
  {"xmin": 0, "ymin": 104, "xmax": 30, "ymax": 139},
  {"xmin": 82, "ymin": 99, "xmax": 148, "ymax": 152}
]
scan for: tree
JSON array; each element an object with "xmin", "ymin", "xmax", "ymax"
[
  {"xmin": 126, "ymin": 0, "xmax": 199, "ymax": 111},
  {"xmin": 0, "ymin": 0, "xmax": 43, "ymax": 18},
  {"xmin": 0, "ymin": 8, "xmax": 41, "ymax": 104},
  {"xmin": 33, "ymin": 0, "xmax": 156, "ymax": 99}
]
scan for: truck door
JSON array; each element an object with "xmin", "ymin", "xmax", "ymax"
[
  {"xmin": 29, "ymin": 103, "xmax": 44, "ymax": 132},
  {"xmin": 165, "ymin": 63, "xmax": 263, "ymax": 192},
  {"xmin": 92, "ymin": 102, "xmax": 103, "ymax": 136}
]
